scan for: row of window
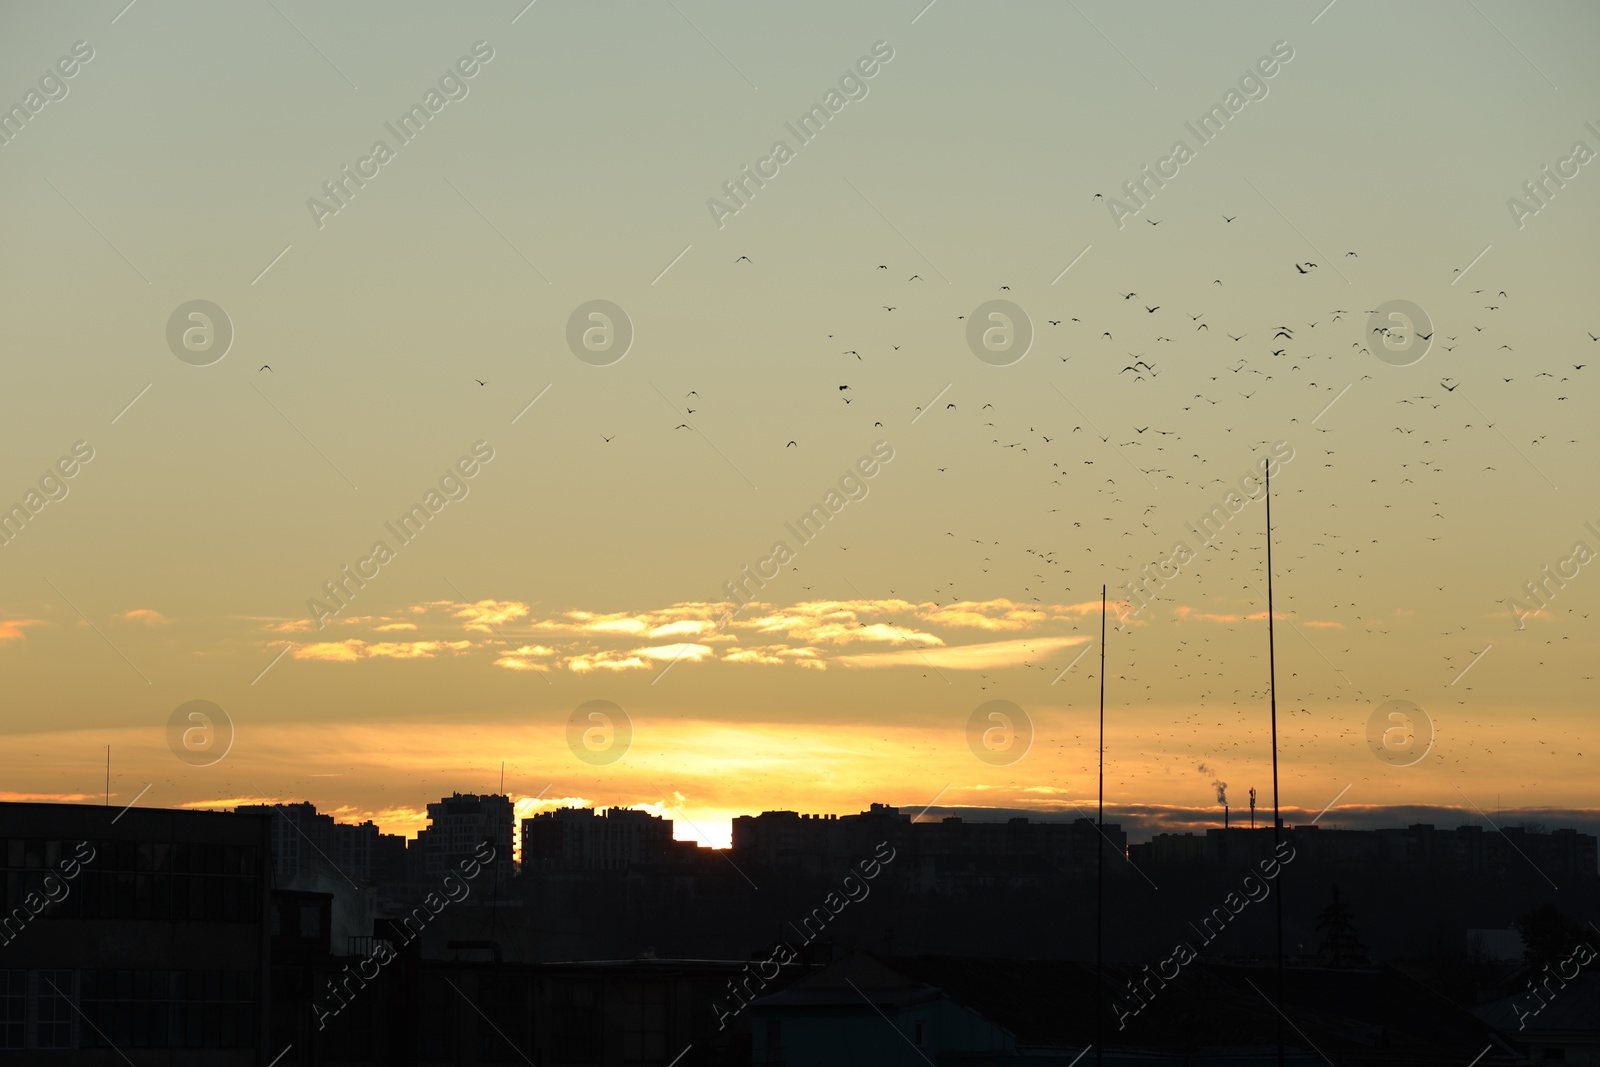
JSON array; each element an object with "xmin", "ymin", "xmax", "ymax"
[
  {"xmin": 0, "ymin": 969, "xmax": 258, "ymax": 1050},
  {"xmin": 2, "ymin": 839, "xmax": 259, "ymax": 876},
  {"xmin": 4, "ymin": 871, "xmax": 262, "ymax": 922}
]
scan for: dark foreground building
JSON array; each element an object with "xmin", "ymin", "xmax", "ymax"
[
  {"xmin": 749, "ymin": 952, "xmax": 1530, "ymax": 1066},
  {"xmin": 0, "ymin": 801, "xmax": 272, "ymax": 1062}
]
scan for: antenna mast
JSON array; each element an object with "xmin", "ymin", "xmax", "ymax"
[
  {"xmin": 1096, "ymin": 584, "xmax": 1106, "ymax": 1067},
  {"xmin": 1267, "ymin": 465, "xmax": 1285, "ymax": 1067}
]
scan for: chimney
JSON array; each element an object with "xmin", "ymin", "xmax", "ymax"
[{"xmin": 1224, "ymin": 804, "xmax": 1229, "ymax": 829}]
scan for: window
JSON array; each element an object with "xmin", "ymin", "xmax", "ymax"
[
  {"xmin": 550, "ymin": 981, "xmax": 600, "ymax": 1063},
  {"xmin": 35, "ymin": 970, "xmax": 74, "ymax": 1049},
  {"xmin": 416, "ymin": 975, "xmax": 459, "ymax": 1060},
  {"xmin": 621, "ymin": 981, "xmax": 666, "ymax": 1062},
  {"xmin": 80, "ymin": 969, "xmax": 256, "ymax": 1049},
  {"xmin": 0, "ymin": 971, "xmax": 23, "ymax": 1049},
  {"xmin": 765, "ymin": 1019, "xmax": 781, "ymax": 1060},
  {"xmin": 477, "ymin": 975, "xmax": 530, "ymax": 1063}
]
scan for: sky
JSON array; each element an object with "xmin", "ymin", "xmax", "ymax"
[{"xmin": 1, "ymin": 1, "xmax": 1596, "ymax": 850}]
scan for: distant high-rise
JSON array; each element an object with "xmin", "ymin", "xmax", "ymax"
[
  {"xmin": 233, "ymin": 801, "xmax": 406, "ymax": 887},
  {"xmin": 416, "ymin": 793, "xmax": 514, "ymax": 884},
  {"xmin": 233, "ymin": 800, "xmax": 333, "ymax": 883},
  {"xmin": 521, "ymin": 806, "xmax": 678, "ymax": 872}
]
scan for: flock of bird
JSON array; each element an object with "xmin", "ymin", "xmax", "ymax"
[{"xmin": 607, "ymin": 209, "xmax": 1590, "ymax": 795}]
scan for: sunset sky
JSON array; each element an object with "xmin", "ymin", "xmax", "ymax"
[{"xmin": 2, "ymin": 1, "xmax": 1596, "ymax": 850}]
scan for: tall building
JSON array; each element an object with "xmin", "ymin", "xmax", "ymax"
[
  {"xmin": 233, "ymin": 802, "xmax": 407, "ymax": 888},
  {"xmin": 416, "ymin": 793, "xmax": 514, "ymax": 884},
  {"xmin": 0, "ymin": 801, "xmax": 271, "ymax": 1059},
  {"xmin": 331, "ymin": 819, "xmax": 408, "ymax": 886},
  {"xmin": 233, "ymin": 801, "xmax": 334, "ymax": 884},
  {"xmin": 521, "ymin": 807, "xmax": 678, "ymax": 872}
]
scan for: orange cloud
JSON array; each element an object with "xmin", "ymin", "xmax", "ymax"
[
  {"xmin": 117, "ymin": 609, "xmax": 169, "ymax": 626},
  {"xmin": 566, "ymin": 643, "xmax": 713, "ymax": 673},
  {"xmin": 449, "ymin": 600, "xmax": 531, "ymax": 633},
  {"xmin": 722, "ymin": 644, "xmax": 826, "ymax": 668},
  {"xmin": 494, "ymin": 645, "xmax": 557, "ymax": 671},
  {"xmin": 287, "ymin": 595, "xmax": 1109, "ymax": 674},
  {"xmin": 293, "ymin": 640, "xmax": 472, "ymax": 662},
  {"xmin": 0, "ymin": 618, "xmax": 47, "ymax": 643}
]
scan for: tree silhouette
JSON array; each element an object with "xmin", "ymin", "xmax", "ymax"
[
  {"xmin": 1514, "ymin": 902, "xmax": 1594, "ymax": 970},
  {"xmin": 1315, "ymin": 884, "xmax": 1370, "ymax": 968}
]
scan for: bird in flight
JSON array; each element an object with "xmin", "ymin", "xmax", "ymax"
[
  {"xmin": 1222, "ymin": 214, "xmax": 1236, "ymax": 222},
  {"xmin": 1146, "ymin": 306, "xmax": 1160, "ymax": 313},
  {"xmin": 260, "ymin": 365, "xmax": 271, "ymax": 372},
  {"xmin": 786, "ymin": 440, "xmax": 798, "ymax": 447},
  {"xmin": 674, "ymin": 423, "xmax": 692, "ymax": 430},
  {"xmin": 735, "ymin": 255, "xmax": 751, "ymax": 263},
  {"xmin": 602, "ymin": 434, "xmax": 615, "ymax": 442},
  {"xmin": 475, "ymin": 379, "xmax": 486, "ymax": 386}
]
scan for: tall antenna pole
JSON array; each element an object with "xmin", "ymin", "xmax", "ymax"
[
  {"xmin": 1096, "ymin": 584, "xmax": 1106, "ymax": 1067},
  {"xmin": 105, "ymin": 745, "xmax": 110, "ymax": 807},
  {"xmin": 1267, "ymin": 465, "xmax": 1284, "ymax": 1067}
]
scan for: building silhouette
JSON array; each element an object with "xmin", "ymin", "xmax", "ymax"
[
  {"xmin": 0, "ymin": 802, "xmax": 271, "ymax": 1058},
  {"xmin": 521, "ymin": 806, "xmax": 684, "ymax": 872},
  {"xmin": 733, "ymin": 804, "xmax": 1128, "ymax": 887},
  {"xmin": 5, "ymin": 796, "xmax": 1599, "ymax": 1062},
  {"xmin": 414, "ymin": 793, "xmax": 514, "ymax": 885}
]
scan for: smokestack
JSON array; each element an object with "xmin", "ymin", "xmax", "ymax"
[{"xmin": 1224, "ymin": 804, "xmax": 1229, "ymax": 829}]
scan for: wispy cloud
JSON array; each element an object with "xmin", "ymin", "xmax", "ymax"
[
  {"xmin": 116, "ymin": 608, "xmax": 169, "ymax": 626},
  {"xmin": 0, "ymin": 618, "xmax": 48, "ymax": 643},
  {"xmin": 836, "ymin": 634, "xmax": 1088, "ymax": 670},
  {"xmin": 261, "ymin": 595, "xmax": 1106, "ymax": 674},
  {"xmin": 566, "ymin": 643, "xmax": 714, "ymax": 673},
  {"xmin": 293, "ymin": 639, "xmax": 474, "ymax": 662}
]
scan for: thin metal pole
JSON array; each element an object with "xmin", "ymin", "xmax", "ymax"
[
  {"xmin": 1267, "ymin": 466, "xmax": 1284, "ymax": 1067},
  {"xmin": 1096, "ymin": 584, "xmax": 1105, "ymax": 1067}
]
